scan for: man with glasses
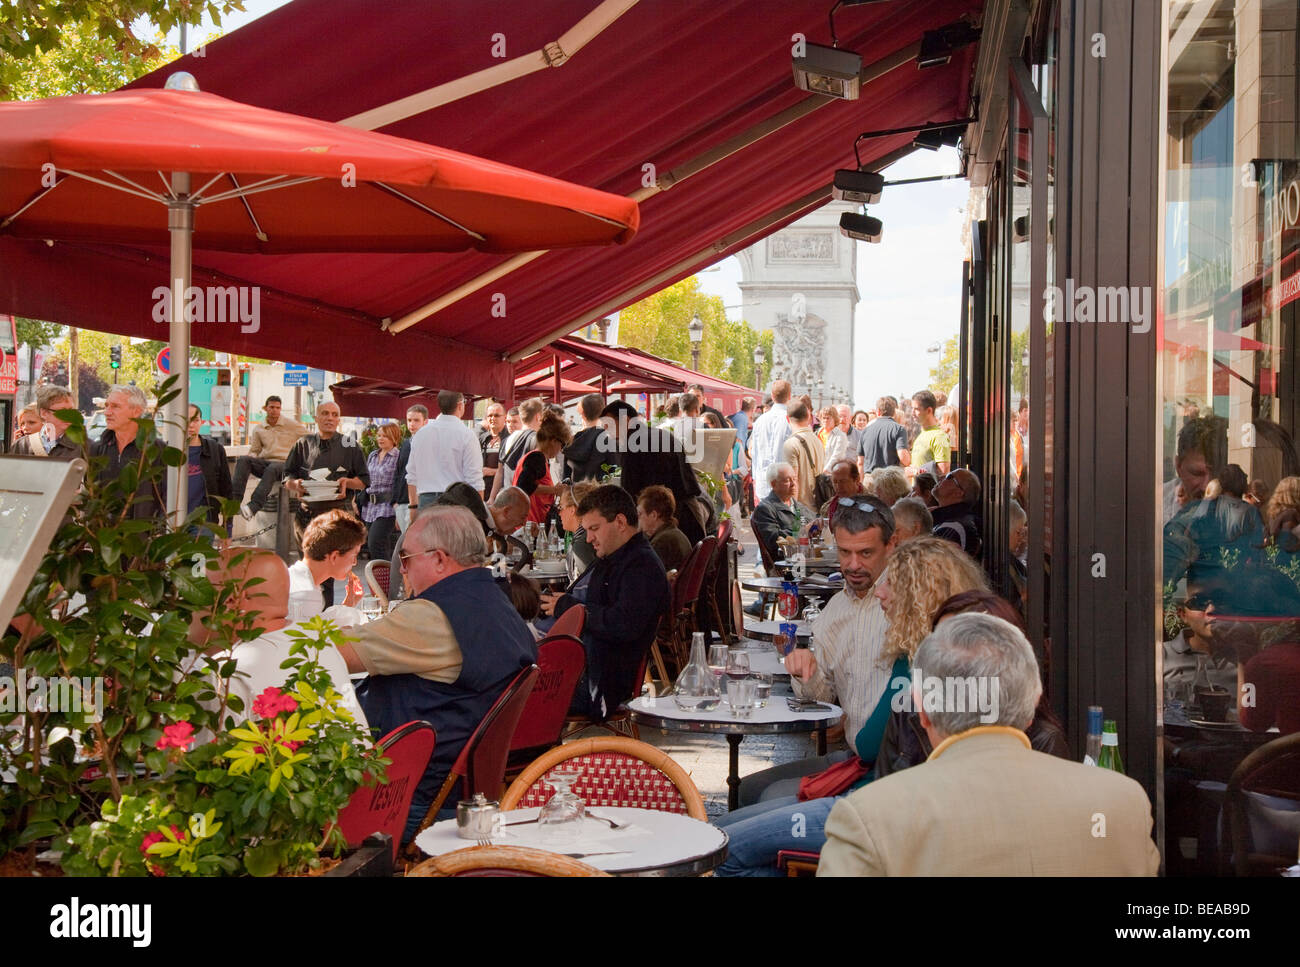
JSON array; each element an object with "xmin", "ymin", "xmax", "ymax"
[
  {"xmin": 1165, "ymin": 578, "xmax": 1238, "ymax": 696},
  {"xmin": 930, "ymin": 467, "xmax": 982, "ymax": 558},
  {"xmin": 337, "ymin": 505, "xmax": 536, "ymax": 842},
  {"xmin": 736, "ymin": 497, "xmax": 898, "ymax": 807}
]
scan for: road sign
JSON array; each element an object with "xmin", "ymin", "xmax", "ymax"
[
  {"xmin": 156, "ymin": 346, "xmax": 170, "ymax": 374},
  {"xmin": 284, "ymin": 364, "xmax": 308, "ymax": 387}
]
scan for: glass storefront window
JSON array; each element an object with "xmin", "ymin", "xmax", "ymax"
[{"xmin": 1159, "ymin": 0, "xmax": 1300, "ymax": 876}]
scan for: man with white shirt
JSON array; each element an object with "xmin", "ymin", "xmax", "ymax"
[
  {"xmin": 406, "ymin": 390, "xmax": 485, "ymax": 508},
  {"xmin": 204, "ymin": 549, "xmax": 367, "ymax": 731},
  {"xmin": 749, "ymin": 379, "xmax": 793, "ymax": 501},
  {"xmin": 737, "ymin": 498, "xmax": 897, "ymax": 805},
  {"xmin": 287, "ymin": 509, "xmax": 366, "ymax": 622}
]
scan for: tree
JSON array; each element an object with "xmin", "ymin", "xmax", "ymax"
[
  {"xmin": 929, "ymin": 334, "xmax": 960, "ymax": 391},
  {"xmin": 0, "ymin": 2, "xmax": 239, "ymax": 97},
  {"xmin": 41, "ymin": 354, "xmax": 109, "ymax": 410},
  {"xmin": 15, "ymin": 317, "xmax": 63, "ymax": 350},
  {"xmin": 616, "ymin": 276, "xmax": 774, "ymax": 389}
]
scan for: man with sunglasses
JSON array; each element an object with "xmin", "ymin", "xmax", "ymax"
[
  {"xmin": 337, "ymin": 505, "xmax": 536, "ymax": 842},
  {"xmin": 1165, "ymin": 579, "xmax": 1238, "ymax": 697},
  {"xmin": 930, "ymin": 467, "xmax": 982, "ymax": 558}
]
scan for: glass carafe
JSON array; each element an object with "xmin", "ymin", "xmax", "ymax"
[{"xmin": 673, "ymin": 632, "xmax": 722, "ymax": 711}]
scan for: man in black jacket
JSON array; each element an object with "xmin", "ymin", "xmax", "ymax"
[
  {"xmin": 931, "ymin": 468, "xmax": 982, "ymax": 558},
  {"xmin": 389, "ymin": 405, "xmax": 427, "ymax": 533},
  {"xmin": 598, "ymin": 400, "xmax": 705, "ymax": 545},
  {"xmin": 186, "ymin": 403, "xmax": 233, "ymax": 525},
  {"xmin": 564, "ymin": 393, "xmax": 609, "ymax": 482},
  {"xmin": 91, "ymin": 385, "xmax": 166, "ymax": 520},
  {"xmin": 540, "ymin": 485, "xmax": 670, "ymax": 720}
]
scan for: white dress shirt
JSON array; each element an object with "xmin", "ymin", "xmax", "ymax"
[
  {"xmin": 822, "ymin": 427, "xmax": 850, "ymax": 471},
  {"xmin": 791, "ymin": 586, "xmax": 893, "ymax": 742},
  {"xmin": 749, "ymin": 402, "xmax": 791, "ymax": 500},
  {"xmin": 406, "ymin": 413, "xmax": 485, "ymax": 496}
]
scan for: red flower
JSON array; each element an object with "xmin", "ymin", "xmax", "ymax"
[
  {"xmin": 140, "ymin": 831, "xmax": 164, "ymax": 854},
  {"xmin": 156, "ymin": 722, "xmax": 194, "ymax": 750},
  {"xmin": 283, "ymin": 740, "xmax": 302, "ymax": 752},
  {"xmin": 252, "ymin": 686, "xmax": 298, "ymax": 719},
  {"xmin": 139, "ymin": 826, "xmax": 184, "ymax": 877}
]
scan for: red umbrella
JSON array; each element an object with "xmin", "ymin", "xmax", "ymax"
[{"xmin": 0, "ymin": 73, "xmax": 639, "ymax": 522}]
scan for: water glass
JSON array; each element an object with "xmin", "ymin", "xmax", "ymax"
[
  {"xmin": 750, "ymin": 672, "xmax": 773, "ymax": 708},
  {"xmin": 538, "ymin": 767, "xmax": 586, "ymax": 844},
  {"xmin": 360, "ymin": 595, "xmax": 381, "ymax": 621},
  {"xmin": 726, "ymin": 677, "xmax": 757, "ymax": 718}
]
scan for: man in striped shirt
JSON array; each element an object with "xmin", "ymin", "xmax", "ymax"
[{"xmin": 736, "ymin": 497, "xmax": 898, "ymax": 806}]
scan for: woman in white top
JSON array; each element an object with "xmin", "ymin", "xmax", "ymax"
[
  {"xmin": 287, "ymin": 509, "xmax": 367, "ymax": 623},
  {"xmin": 819, "ymin": 405, "xmax": 850, "ymax": 472}
]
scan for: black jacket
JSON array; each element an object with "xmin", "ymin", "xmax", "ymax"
[
  {"xmin": 564, "ymin": 425, "xmax": 609, "ymax": 482},
  {"xmin": 554, "ymin": 532, "xmax": 670, "ymax": 720},
  {"xmin": 92, "ymin": 429, "xmax": 167, "ymax": 520},
  {"xmin": 389, "ymin": 437, "xmax": 411, "ymax": 505},
  {"xmin": 931, "ymin": 502, "xmax": 982, "ymax": 558},
  {"xmin": 192, "ymin": 436, "xmax": 233, "ymax": 522},
  {"xmin": 751, "ymin": 493, "xmax": 814, "ymax": 568},
  {"xmin": 607, "ymin": 420, "xmax": 705, "ymax": 544}
]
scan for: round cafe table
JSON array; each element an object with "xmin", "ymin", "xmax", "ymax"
[
  {"xmin": 739, "ymin": 575, "xmax": 841, "ymax": 597},
  {"xmin": 774, "ymin": 556, "xmax": 840, "ymax": 573},
  {"xmin": 743, "ymin": 618, "xmax": 812, "ymax": 644},
  {"xmin": 519, "ymin": 560, "xmax": 569, "ymax": 588},
  {"xmin": 627, "ymin": 695, "xmax": 842, "ymax": 811},
  {"xmin": 413, "ymin": 805, "xmax": 728, "ymax": 877}
]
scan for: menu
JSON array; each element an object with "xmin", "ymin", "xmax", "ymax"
[{"xmin": 0, "ymin": 455, "xmax": 86, "ymax": 632}]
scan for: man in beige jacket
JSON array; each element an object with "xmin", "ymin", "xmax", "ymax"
[
  {"xmin": 819, "ymin": 613, "xmax": 1161, "ymax": 876},
  {"xmin": 234, "ymin": 395, "xmax": 305, "ymax": 519},
  {"xmin": 781, "ymin": 399, "xmax": 825, "ymax": 510}
]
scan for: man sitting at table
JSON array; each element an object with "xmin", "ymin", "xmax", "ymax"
[
  {"xmin": 819, "ymin": 459, "xmax": 866, "ymax": 520},
  {"xmin": 737, "ymin": 497, "xmax": 896, "ymax": 807},
  {"xmin": 751, "ymin": 461, "xmax": 816, "ymax": 569},
  {"xmin": 539, "ymin": 485, "xmax": 670, "ymax": 720},
  {"xmin": 335, "ymin": 505, "xmax": 537, "ymax": 842},
  {"xmin": 819, "ymin": 613, "xmax": 1160, "ymax": 876}
]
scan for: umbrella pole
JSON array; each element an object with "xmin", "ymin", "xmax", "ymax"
[{"xmin": 166, "ymin": 172, "xmax": 193, "ymax": 529}]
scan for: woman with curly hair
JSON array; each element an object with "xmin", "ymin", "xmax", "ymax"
[
  {"xmin": 715, "ymin": 536, "xmax": 988, "ymax": 876},
  {"xmin": 1265, "ymin": 476, "xmax": 1300, "ymax": 551}
]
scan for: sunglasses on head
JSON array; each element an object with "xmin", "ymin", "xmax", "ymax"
[{"xmin": 838, "ymin": 501, "xmax": 888, "ymax": 519}]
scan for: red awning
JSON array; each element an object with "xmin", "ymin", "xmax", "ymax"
[{"xmin": 0, "ymin": 0, "xmax": 982, "ymax": 399}]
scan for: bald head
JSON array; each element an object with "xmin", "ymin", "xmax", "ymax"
[{"xmin": 216, "ymin": 550, "xmax": 289, "ymax": 628}]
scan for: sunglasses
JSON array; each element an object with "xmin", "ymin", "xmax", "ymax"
[
  {"xmin": 838, "ymin": 500, "xmax": 888, "ymax": 519},
  {"xmin": 1184, "ymin": 592, "xmax": 1217, "ymax": 611},
  {"xmin": 398, "ymin": 546, "xmax": 443, "ymax": 566}
]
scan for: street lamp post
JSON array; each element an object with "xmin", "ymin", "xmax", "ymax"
[
  {"xmin": 753, "ymin": 344, "xmax": 765, "ymax": 391},
  {"xmin": 688, "ymin": 312, "xmax": 704, "ymax": 372}
]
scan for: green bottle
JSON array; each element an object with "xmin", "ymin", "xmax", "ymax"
[{"xmin": 1096, "ymin": 719, "xmax": 1124, "ymax": 774}]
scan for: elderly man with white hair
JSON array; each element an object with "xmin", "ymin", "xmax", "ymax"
[
  {"xmin": 819, "ymin": 613, "xmax": 1160, "ymax": 876},
  {"xmin": 90, "ymin": 384, "xmax": 166, "ymax": 519},
  {"xmin": 337, "ymin": 504, "xmax": 537, "ymax": 843},
  {"xmin": 889, "ymin": 496, "xmax": 934, "ymax": 544},
  {"xmin": 750, "ymin": 461, "xmax": 815, "ymax": 570}
]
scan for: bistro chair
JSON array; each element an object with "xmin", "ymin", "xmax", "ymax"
[
  {"xmin": 502, "ymin": 735, "xmax": 708, "ymax": 820},
  {"xmin": 411, "ymin": 664, "xmax": 539, "ymax": 841},
  {"xmin": 364, "ymin": 560, "xmax": 391, "ymax": 608},
  {"xmin": 1226, "ymin": 732, "xmax": 1300, "ymax": 876},
  {"xmin": 335, "ymin": 720, "xmax": 435, "ymax": 862},
  {"xmin": 505, "ymin": 635, "xmax": 587, "ymax": 777},
  {"xmin": 563, "ymin": 649, "xmax": 652, "ymax": 742},
  {"xmin": 749, "ymin": 519, "xmax": 779, "ymax": 618},
  {"xmin": 776, "ymin": 849, "xmax": 821, "ymax": 877},
  {"xmin": 407, "ymin": 845, "xmax": 610, "ymax": 877},
  {"xmin": 701, "ymin": 519, "xmax": 734, "ymax": 646},
  {"xmin": 549, "ymin": 603, "xmax": 586, "ymax": 640}
]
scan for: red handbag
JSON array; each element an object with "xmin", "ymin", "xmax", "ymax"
[{"xmin": 796, "ymin": 756, "xmax": 871, "ymax": 801}]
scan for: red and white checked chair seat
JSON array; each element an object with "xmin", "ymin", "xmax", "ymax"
[{"xmin": 512, "ymin": 752, "xmax": 691, "ymax": 814}]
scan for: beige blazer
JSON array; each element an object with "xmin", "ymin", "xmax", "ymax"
[{"xmin": 818, "ymin": 728, "xmax": 1161, "ymax": 876}]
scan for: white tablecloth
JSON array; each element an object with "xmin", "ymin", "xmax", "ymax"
[
  {"xmin": 628, "ymin": 695, "xmax": 841, "ymax": 727},
  {"xmin": 413, "ymin": 806, "xmax": 727, "ymax": 875}
]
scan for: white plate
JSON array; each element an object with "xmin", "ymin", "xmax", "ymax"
[{"xmin": 302, "ymin": 494, "xmax": 344, "ymax": 503}]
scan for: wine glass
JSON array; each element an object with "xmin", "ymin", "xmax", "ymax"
[
  {"xmin": 360, "ymin": 595, "xmax": 382, "ymax": 622},
  {"xmin": 707, "ymin": 644, "xmax": 729, "ymax": 687},
  {"xmin": 725, "ymin": 649, "xmax": 751, "ymax": 682},
  {"xmin": 538, "ymin": 766, "xmax": 586, "ymax": 843}
]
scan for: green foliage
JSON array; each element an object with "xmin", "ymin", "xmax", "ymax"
[
  {"xmin": 0, "ymin": 376, "xmax": 252, "ymax": 854},
  {"xmin": 929, "ymin": 334, "xmax": 961, "ymax": 391},
  {"xmin": 0, "ymin": 4, "xmax": 238, "ymax": 99},
  {"xmin": 14, "ymin": 317, "xmax": 63, "ymax": 351},
  {"xmin": 62, "ymin": 618, "xmax": 387, "ymax": 877},
  {"xmin": 618, "ymin": 276, "xmax": 773, "ymax": 388}
]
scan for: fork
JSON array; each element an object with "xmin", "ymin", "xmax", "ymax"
[
  {"xmin": 476, "ymin": 836, "xmax": 493, "ymax": 847},
  {"xmin": 586, "ymin": 811, "xmax": 631, "ymax": 830}
]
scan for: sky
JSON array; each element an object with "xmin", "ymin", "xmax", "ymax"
[{"xmin": 155, "ymin": 3, "xmax": 971, "ymax": 409}]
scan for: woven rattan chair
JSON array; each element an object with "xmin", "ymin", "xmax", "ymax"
[
  {"xmin": 502, "ymin": 736, "xmax": 707, "ymax": 820},
  {"xmin": 364, "ymin": 560, "xmax": 391, "ymax": 608},
  {"xmin": 407, "ymin": 845, "xmax": 610, "ymax": 877}
]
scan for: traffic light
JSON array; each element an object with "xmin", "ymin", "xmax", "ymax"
[{"xmin": 110, "ymin": 344, "xmax": 122, "ymax": 369}]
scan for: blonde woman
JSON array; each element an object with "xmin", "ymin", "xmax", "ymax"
[
  {"xmin": 870, "ymin": 465, "xmax": 909, "ymax": 506},
  {"xmin": 716, "ymin": 535, "xmax": 988, "ymax": 876},
  {"xmin": 1265, "ymin": 476, "xmax": 1300, "ymax": 551}
]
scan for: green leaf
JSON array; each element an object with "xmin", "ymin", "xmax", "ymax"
[{"xmin": 244, "ymin": 843, "xmax": 283, "ymax": 877}]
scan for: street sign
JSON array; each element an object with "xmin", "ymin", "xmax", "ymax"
[
  {"xmin": 156, "ymin": 346, "xmax": 170, "ymax": 374},
  {"xmin": 284, "ymin": 364, "xmax": 308, "ymax": 387}
]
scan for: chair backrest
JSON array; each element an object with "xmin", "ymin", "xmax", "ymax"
[
  {"xmin": 509, "ymin": 636, "xmax": 586, "ymax": 753},
  {"xmin": 716, "ymin": 517, "xmax": 733, "ymax": 549},
  {"xmin": 674, "ymin": 536, "xmax": 717, "ymax": 611},
  {"xmin": 364, "ymin": 560, "xmax": 391, "ymax": 608},
  {"xmin": 704, "ymin": 520, "xmax": 732, "ymax": 584},
  {"xmin": 407, "ymin": 845, "xmax": 609, "ymax": 877},
  {"xmin": 501, "ymin": 736, "xmax": 708, "ymax": 819},
  {"xmin": 1227, "ymin": 731, "xmax": 1300, "ymax": 875},
  {"xmin": 336, "ymin": 720, "xmax": 435, "ymax": 860},
  {"xmin": 549, "ymin": 603, "xmax": 586, "ymax": 640},
  {"xmin": 750, "ymin": 518, "xmax": 777, "ymax": 575},
  {"xmin": 450, "ymin": 664, "xmax": 539, "ymax": 799}
]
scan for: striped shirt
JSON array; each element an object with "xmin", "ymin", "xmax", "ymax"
[{"xmin": 791, "ymin": 585, "xmax": 892, "ymax": 742}]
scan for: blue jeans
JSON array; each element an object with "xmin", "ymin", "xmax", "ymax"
[
  {"xmin": 713, "ymin": 794, "xmax": 837, "ymax": 876},
  {"xmin": 417, "ymin": 491, "xmax": 444, "ymax": 509}
]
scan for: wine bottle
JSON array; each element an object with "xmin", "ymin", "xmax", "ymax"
[
  {"xmin": 1083, "ymin": 705, "xmax": 1103, "ymax": 766},
  {"xmin": 1096, "ymin": 719, "xmax": 1124, "ymax": 774}
]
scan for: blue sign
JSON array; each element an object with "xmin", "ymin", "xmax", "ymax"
[{"xmin": 283, "ymin": 363, "xmax": 308, "ymax": 387}]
